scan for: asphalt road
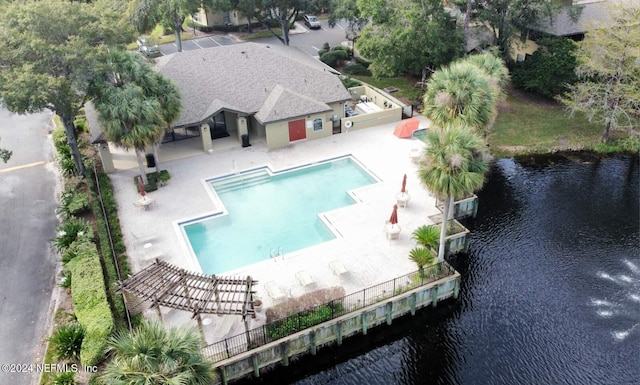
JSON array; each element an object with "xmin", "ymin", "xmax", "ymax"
[
  {"xmin": 158, "ymin": 19, "xmax": 351, "ymax": 57},
  {"xmin": 250, "ymin": 19, "xmax": 351, "ymax": 57},
  {"xmin": 0, "ymin": 108, "xmax": 58, "ymax": 385}
]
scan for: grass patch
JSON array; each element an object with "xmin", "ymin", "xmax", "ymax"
[
  {"xmin": 243, "ymin": 29, "xmax": 284, "ymax": 40},
  {"xmin": 351, "ymin": 75, "xmax": 422, "ymax": 105},
  {"xmin": 489, "ymin": 88, "xmax": 602, "ymax": 157},
  {"xmin": 126, "ymin": 28, "xmax": 196, "ymax": 50}
]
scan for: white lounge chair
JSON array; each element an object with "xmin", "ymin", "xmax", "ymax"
[
  {"xmin": 329, "ymin": 260, "xmax": 347, "ymax": 276},
  {"xmin": 295, "ymin": 270, "xmax": 315, "ymax": 287},
  {"xmin": 264, "ymin": 281, "xmax": 285, "ymax": 300}
]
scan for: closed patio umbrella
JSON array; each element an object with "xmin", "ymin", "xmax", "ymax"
[
  {"xmin": 401, "ymin": 174, "xmax": 407, "ymax": 193},
  {"xmin": 389, "ymin": 204, "xmax": 398, "ymax": 225}
]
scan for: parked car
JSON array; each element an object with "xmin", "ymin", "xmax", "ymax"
[
  {"xmin": 136, "ymin": 35, "xmax": 160, "ymax": 57},
  {"xmin": 303, "ymin": 15, "xmax": 321, "ymax": 29}
]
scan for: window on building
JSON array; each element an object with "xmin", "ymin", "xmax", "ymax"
[{"xmin": 313, "ymin": 118, "xmax": 323, "ymax": 131}]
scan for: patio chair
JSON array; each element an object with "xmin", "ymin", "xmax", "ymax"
[
  {"xmin": 295, "ymin": 270, "xmax": 315, "ymax": 287},
  {"xmin": 264, "ymin": 281, "xmax": 285, "ymax": 300},
  {"xmin": 329, "ymin": 260, "xmax": 347, "ymax": 276}
]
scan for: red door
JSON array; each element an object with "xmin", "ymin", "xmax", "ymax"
[{"xmin": 288, "ymin": 119, "xmax": 306, "ymax": 142}]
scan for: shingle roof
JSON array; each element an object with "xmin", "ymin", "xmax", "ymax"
[
  {"xmin": 255, "ymin": 84, "xmax": 332, "ymax": 124},
  {"xmin": 155, "ymin": 43, "xmax": 351, "ymax": 127},
  {"xmin": 532, "ymin": 0, "xmax": 625, "ymax": 37}
]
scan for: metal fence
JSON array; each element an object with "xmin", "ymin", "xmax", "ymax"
[{"xmin": 202, "ymin": 261, "xmax": 456, "ymax": 363}]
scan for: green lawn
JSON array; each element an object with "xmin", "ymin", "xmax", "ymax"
[
  {"xmin": 351, "ymin": 75, "xmax": 422, "ymax": 105},
  {"xmin": 488, "ymin": 88, "xmax": 603, "ymax": 157}
]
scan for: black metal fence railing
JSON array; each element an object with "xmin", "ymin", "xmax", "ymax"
[{"xmin": 202, "ymin": 261, "xmax": 456, "ymax": 363}]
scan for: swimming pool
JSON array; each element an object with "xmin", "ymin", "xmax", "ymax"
[{"xmin": 181, "ymin": 156, "xmax": 378, "ymax": 274}]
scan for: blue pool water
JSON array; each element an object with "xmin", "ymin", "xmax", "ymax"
[{"xmin": 183, "ymin": 157, "xmax": 377, "ymax": 274}]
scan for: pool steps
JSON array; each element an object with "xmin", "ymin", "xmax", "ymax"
[{"xmin": 210, "ymin": 170, "xmax": 271, "ymax": 193}]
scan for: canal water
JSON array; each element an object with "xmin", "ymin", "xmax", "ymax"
[{"xmin": 241, "ymin": 154, "xmax": 639, "ymax": 385}]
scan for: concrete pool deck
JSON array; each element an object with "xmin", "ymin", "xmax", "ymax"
[{"xmin": 109, "ymin": 118, "xmax": 442, "ymax": 345}]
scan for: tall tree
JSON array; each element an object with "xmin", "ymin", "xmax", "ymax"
[
  {"xmin": 512, "ymin": 36, "xmax": 577, "ymax": 99},
  {"xmin": 418, "ymin": 125, "xmax": 490, "ymax": 262},
  {"xmin": 328, "ymin": 0, "xmax": 368, "ymax": 48},
  {"xmin": 153, "ymin": 75, "xmax": 183, "ymax": 173},
  {"xmin": 131, "ymin": 0, "xmax": 202, "ymax": 52},
  {"xmin": 468, "ymin": 0, "xmax": 560, "ymax": 58},
  {"xmin": 0, "ymin": 0, "xmax": 133, "ymax": 176},
  {"xmin": 101, "ymin": 320, "xmax": 214, "ymax": 385},
  {"xmin": 422, "ymin": 60, "xmax": 497, "ymax": 132},
  {"xmin": 559, "ymin": 4, "xmax": 640, "ymax": 142},
  {"xmin": 92, "ymin": 50, "xmax": 180, "ymax": 184},
  {"xmin": 254, "ymin": 0, "xmax": 310, "ymax": 46},
  {"xmin": 356, "ymin": 0, "xmax": 463, "ymax": 78}
]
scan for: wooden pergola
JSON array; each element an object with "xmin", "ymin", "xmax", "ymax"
[{"xmin": 117, "ymin": 259, "xmax": 257, "ymax": 343}]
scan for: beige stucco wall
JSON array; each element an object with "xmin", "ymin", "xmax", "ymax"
[
  {"xmin": 250, "ymin": 116, "xmax": 265, "ymax": 139},
  {"xmin": 191, "ymin": 9, "xmax": 249, "ymax": 27},
  {"xmin": 340, "ymin": 108, "xmax": 402, "ymax": 132},
  {"xmin": 338, "ymin": 85, "xmax": 403, "ymax": 133},
  {"xmin": 224, "ymin": 111, "xmax": 238, "ymax": 132},
  {"xmin": 511, "ymin": 39, "xmax": 539, "ymax": 62},
  {"xmin": 264, "ymin": 111, "xmax": 334, "ymax": 150}
]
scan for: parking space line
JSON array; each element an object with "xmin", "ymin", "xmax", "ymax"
[
  {"xmin": 210, "ymin": 37, "xmax": 221, "ymax": 46},
  {"xmin": 0, "ymin": 161, "xmax": 46, "ymax": 174},
  {"xmin": 311, "ymin": 46, "xmax": 320, "ymax": 51},
  {"xmin": 192, "ymin": 39, "xmax": 203, "ymax": 49}
]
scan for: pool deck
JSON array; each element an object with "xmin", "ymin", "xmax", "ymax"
[{"xmin": 109, "ymin": 118, "xmax": 441, "ymax": 345}]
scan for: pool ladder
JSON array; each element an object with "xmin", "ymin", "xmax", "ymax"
[{"xmin": 270, "ymin": 247, "xmax": 283, "ymax": 261}]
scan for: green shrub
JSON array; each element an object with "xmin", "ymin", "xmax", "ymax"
[
  {"xmin": 322, "ymin": 42, "xmax": 330, "ymax": 50},
  {"xmin": 409, "ymin": 247, "xmax": 436, "ymax": 270},
  {"xmin": 266, "ymin": 305, "xmax": 336, "ymax": 340},
  {"xmin": 49, "ymin": 323, "xmax": 85, "ymax": 361},
  {"xmin": 412, "ymin": 225, "xmax": 439, "ymax": 249},
  {"xmin": 62, "ymin": 238, "xmax": 98, "ymax": 264},
  {"xmin": 157, "ymin": 169, "xmax": 171, "ymax": 184},
  {"xmin": 52, "ymin": 372, "xmax": 76, "ymax": 385},
  {"xmin": 343, "ymin": 63, "xmax": 372, "ymax": 76},
  {"xmin": 341, "ymin": 76, "xmax": 361, "ymax": 88},
  {"xmin": 58, "ymin": 189, "xmax": 90, "ymax": 218},
  {"xmin": 53, "ymin": 127, "xmax": 68, "ymax": 149},
  {"xmin": 60, "ymin": 269, "xmax": 72, "ymax": 288},
  {"xmin": 74, "ymin": 119, "xmax": 88, "ymax": 134},
  {"xmin": 87, "ymin": 169, "xmax": 130, "ymax": 328},
  {"xmin": 330, "ymin": 45, "xmax": 350, "ymax": 53},
  {"xmin": 68, "ymin": 253, "xmax": 115, "ymax": 366},
  {"xmin": 317, "ymin": 48, "xmax": 328, "ymax": 57},
  {"xmin": 355, "ymin": 56, "xmax": 371, "ymax": 68},
  {"xmin": 54, "ymin": 218, "xmax": 93, "ymax": 252},
  {"xmin": 320, "ymin": 50, "xmax": 347, "ymax": 68}
]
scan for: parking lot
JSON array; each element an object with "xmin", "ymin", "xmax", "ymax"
[{"xmin": 159, "ymin": 34, "xmax": 240, "ymax": 56}]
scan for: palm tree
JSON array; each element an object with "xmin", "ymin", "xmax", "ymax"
[
  {"xmin": 418, "ymin": 125, "xmax": 490, "ymax": 262},
  {"xmin": 92, "ymin": 50, "xmax": 169, "ymax": 184},
  {"xmin": 101, "ymin": 320, "xmax": 214, "ymax": 385},
  {"xmin": 464, "ymin": 52, "xmax": 510, "ymax": 98},
  {"xmin": 151, "ymin": 75, "xmax": 182, "ymax": 174},
  {"xmin": 422, "ymin": 61, "xmax": 497, "ymax": 133}
]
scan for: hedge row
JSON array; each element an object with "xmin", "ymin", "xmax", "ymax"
[
  {"xmin": 67, "ymin": 243, "xmax": 114, "ymax": 366},
  {"xmin": 86, "ymin": 169, "xmax": 130, "ymax": 329},
  {"xmin": 52, "ymin": 123, "xmax": 115, "ymax": 368}
]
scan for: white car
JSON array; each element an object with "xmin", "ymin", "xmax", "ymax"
[{"xmin": 303, "ymin": 15, "xmax": 321, "ymax": 29}]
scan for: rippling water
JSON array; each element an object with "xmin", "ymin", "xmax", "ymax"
[{"xmin": 240, "ymin": 154, "xmax": 640, "ymax": 385}]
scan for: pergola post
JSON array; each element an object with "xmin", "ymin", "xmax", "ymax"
[{"xmin": 196, "ymin": 313, "xmax": 206, "ymax": 345}]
